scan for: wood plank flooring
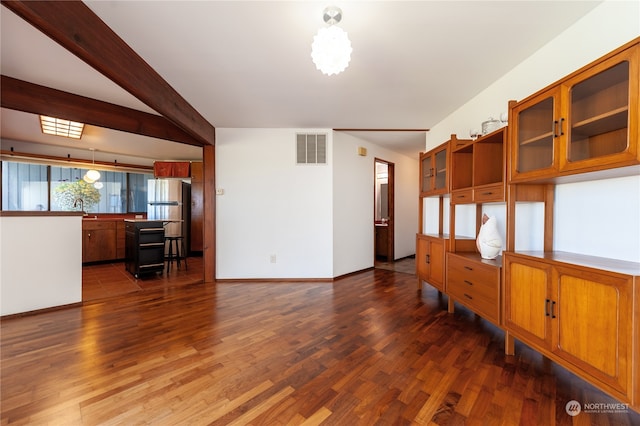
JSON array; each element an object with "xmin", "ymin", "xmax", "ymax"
[
  {"xmin": 82, "ymin": 257, "xmax": 204, "ymax": 302},
  {"xmin": 2, "ymin": 267, "xmax": 639, "ymax": 425}
]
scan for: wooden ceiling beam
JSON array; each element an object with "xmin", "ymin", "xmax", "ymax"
[
  {"xmin": 1, "ymin": 75, "xmax": 204, "ymax": 147},
  {"xmin": 2, "ymin": 0, "xmax": 215, "ymax": 146}
]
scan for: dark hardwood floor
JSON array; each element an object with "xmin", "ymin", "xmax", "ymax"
[{"xmin": 2, "ymin": 267, "xmax": 638, "ymax": 425}]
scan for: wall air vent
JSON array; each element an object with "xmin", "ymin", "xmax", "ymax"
[{"xmin": 296, "ymin": 133, "xmax": 327, "ymax": 164}]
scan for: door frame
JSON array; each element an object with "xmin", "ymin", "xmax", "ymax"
[{"xmin": 374, "ymin": 158, "xmax": 394, "ymax": 262}]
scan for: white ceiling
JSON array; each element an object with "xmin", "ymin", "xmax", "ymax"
[{"xmin": 0, "ymin": 1, "xmax": 602, "ymax": 164}]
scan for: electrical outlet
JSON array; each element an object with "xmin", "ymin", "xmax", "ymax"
[
  {"xmin": 216, "ymin": 188, "xmax": 224, "ymax": 195},
  {"xmin": 270, "ymin": 254, "xmax": 276, "ymax": 264}
]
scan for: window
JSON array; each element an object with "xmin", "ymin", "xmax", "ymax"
[
  {"xmin": 1, "ymin": 162, "xmax": 48, "ymax": 211},
  {"xmin": 128, "ymin": 172, "xmax": 150, "ymax": 213},
  {"xmin": 2, "ymin": 161, "xmax": 152, "ymax": 213}
]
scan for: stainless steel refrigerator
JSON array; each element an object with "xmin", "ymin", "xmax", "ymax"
[{"xmin": 147, "ymin": 179, "xmax": 190, "ymax": 246}]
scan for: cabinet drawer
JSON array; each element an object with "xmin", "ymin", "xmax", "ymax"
[
  {"xmin": 82, "ymin": 220, "xmax": 116, "ymax": 231},
  {"xmin": 473, "ymin": 183, "xmax": 504, "ymax": 203},
  {"xmin": 447, "ymin": 254, "xmax": 501, "ymax": 322},
  {"xmin": 451, "ymin": 189, "xmax": 473, "ymax": 204}
]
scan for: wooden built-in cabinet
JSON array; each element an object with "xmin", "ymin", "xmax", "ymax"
[
  {"xmin": 417, "ymin": 137, "xmax": 463, "ymax": 292},
  {"xmin": 447, "ymin": 252, "xmax": 501, "ymax": 325},
  {"xmin": 446, "ymin": 126, "xmax": 507, "ymax": 329},
  {"xmin": 451, "ymin": 127, "xmax": 507, "ymax": 204},
  {"xmin": 82, "ymin": 220, "xmax": 117, "ymax": 263},
  {"xmin": 416, "ymin": 234, "xmax": 449, "ymax": 292},
  {"xmin": 417, "ymin": 38, "xmax": 640, "ymax": 410},
  {"xmin": 510, "ymin": 40, "xmax": 639, "ymax": 182},
  {"xmin": 503, "ymin": 38, "xmax": 640, "ymax": 411},
  {"xmin": 420, "ymin": 141, "xmax": 450, "ymax": 197},
  {"xmin": 504, "ymin": 251, "xmax": 638, "ymax": 407}
]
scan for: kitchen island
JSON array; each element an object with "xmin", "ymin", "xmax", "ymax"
[{"xmin": 124, "ymin": 219, "xmax": 165, "ymax": 278}]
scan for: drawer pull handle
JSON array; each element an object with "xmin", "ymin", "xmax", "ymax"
[
  {"xmin": 464, "ymin": 266, "xmax": 473, "ymax": 271},
  {"xmin": 464, "ymin": 293, "xmax": 473, "ymax": 300},
  {"xmin": 482, "ymin": 192, "xmax": 493, "ymax": 196},
  {"xmin": 464, "ymin": 280, "xmax": 473, "ymax": 286}
]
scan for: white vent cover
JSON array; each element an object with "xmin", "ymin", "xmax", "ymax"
[{"xmin": 296, "ymin": 133, "xmax": 327, "ymax": 164}]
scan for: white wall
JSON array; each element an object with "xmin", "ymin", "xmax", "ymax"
[
  {"xmin": 215, "ymin": 128, "xmax": 333, "ymax": 279},
  {"xmin": 332, "ymin": 132, "xmax": 419, "ymax": 277},
  {"xmin": 1, "ymin": 215, "xmax": 82, "ymax": 315},
  {"xmin": 424, "ymin": 1, "xmax": 640, "ymax": 262}
]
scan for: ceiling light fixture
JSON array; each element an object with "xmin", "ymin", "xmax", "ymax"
[
  {"xmin": 83, "ymin": 148, "xmax": 101, "ymax": 184},
  {"xmin": 40, "ymin": 115, "xmax": 84, "ymax": 139},
  {"xmin": 311, "ymin": 6, "xmax": 352, "ymax": 76}
]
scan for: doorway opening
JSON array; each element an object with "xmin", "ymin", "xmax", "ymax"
[{"xmin": 374, "ymin": 159, "xmax": 394, "ymax": 265}]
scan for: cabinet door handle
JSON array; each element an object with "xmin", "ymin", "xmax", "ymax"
[
  {"xmin": 551, "ymin": 301, "xmax": 557, "ymax": 319},
  {"xmin": 558, "ymin": 118, "xmax": 565, "ymax": 136},
  {"xmin": 544, "ymin": 299, "xmax": 550, "ymax": 317},
  {"xmin": 425, "ymin": 254, "xmax": 430, "ymax": 264},
  {"xmin": 464, "ymin": 293, "xmax": 473, "ymax": 300},
  {"xmin": 87, "ymin": 233, "xmax": 91, "ymax": 238},
  {"xmin": 464, "ymin": 280, "xmax": 473, "ymax": 286}
]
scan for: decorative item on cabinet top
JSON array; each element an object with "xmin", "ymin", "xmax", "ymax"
[{"xmin": 153, "ymin": 161, "xmax": 191, "ymax": 178}]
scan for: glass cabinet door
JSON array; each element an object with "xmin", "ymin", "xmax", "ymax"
[
  {"xmin": 513, "ymin": 94, "xmax": 557, "ymax": 176},
  {"xmin": 567, "ymin": 60, "xmax": 630, "ymax": 163},
  {"xmin": 420, "ymin": 153, "xmax": 433, "ymax": 194},
  {"xmin": 433, "ymin": 148, "xmax": 447, "ymax": 192}
]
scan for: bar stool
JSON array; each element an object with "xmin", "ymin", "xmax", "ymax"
[{"xmin": 165, "ymin": 235, "xmax": 188, "ymax": 272}]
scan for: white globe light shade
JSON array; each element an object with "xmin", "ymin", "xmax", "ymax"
[
  {"xmin": 86, "ymin": 169, "xmax": 101, "ymax": 182},
  {"xmin": 311, "ymin": 26, "xmax": 352, "ymax": 76},
  {"xmin": 83, "ymin": 174, "xmax": 95, "ymax": 184},
  {"xmin": 93, "ymin": 181, "xmax": 104, "ymax": 189}
]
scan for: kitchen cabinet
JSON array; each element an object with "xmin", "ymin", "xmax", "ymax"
[
  {"xmin": 153, "ymin": 161, "xmax": 191, "ymax": 178},
  {"xmin": 503, "ymin": 251, "xmax": 638, "ymax": 406},
  {"xmin": 190, "ymin": 161, "xmax": 203, "ymax": 253},
  {"xmin": 510, "ymin": 40, "xmax": 639, "ymax": 182},
  {"xmin": 416, "ymin": 234, "xmax": 448, "ymax": 292},
  {"xmin": 446, "ymin": 252, "xmax": 501, "ymax": 325},
  {"xmin": 82, "ymin": 220, "xmax": 117, "ymax": 263},
  {"xmin": 116, "ymin": 220, "xmax": 126, "ymax": 259},
  {"xmin": 125, "ymin": 220, "xmax": 165, "ymax": 278}
]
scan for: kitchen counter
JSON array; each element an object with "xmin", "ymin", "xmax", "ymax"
[{"xmin": 1, "ymin": 213, "xmax": 82, "ymax": 316}]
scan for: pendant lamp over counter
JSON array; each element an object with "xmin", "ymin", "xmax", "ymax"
[{"xmin": 83, "ymin": 148, "xmax": 102, "ymax": 187}]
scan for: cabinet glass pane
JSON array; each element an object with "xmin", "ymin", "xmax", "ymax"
[
  {"xmin": 517, "ymin": 97, "xmax": 554, "ymax": 173},
  {"xmin": 568, "ymin": 61, "xmax": 629, "ymax": 162},
  {"xmin": 421, "ymin": 155, "xmax": 432, "ymax": 192},
  {"xmin": 434, "ymin": 149, "xmax": 447, "ymax": 190}
]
